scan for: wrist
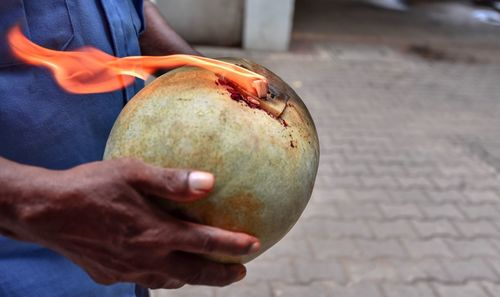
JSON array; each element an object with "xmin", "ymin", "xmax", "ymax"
[{"xmin": 0, "ymin": 158, "xmax": 60, "ymax": 239}]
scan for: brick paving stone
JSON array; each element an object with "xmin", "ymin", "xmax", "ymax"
[
  {"xmin": 483, "ymin": 259, "xmax": 500, "ymax": 279},
  {"xmin": 335, "ymin": 202, "xmax": 383, "ymax": 220},
  {"xmin": 481, "ymin": 282, "xmax": 500, "ymax": 297},
  {"xmin": 263, "ymin": 236, "xmax": 313, "ymax": 260},
  {"xmin": 412, "ymin": 219, "xmax": 460, "ymax": 238},
  {"xmin": 311, "ymin": 188, "xmax": 351, "ymax": 203},
  {"xmin": 326, "ymin": 142, "xmax": 353, "ymax": 152},
  {"xmin": 345, "ymin": 153, "xmax": 379, "ymax": 166},
  {"xmin": 431, "ymin": 176, "xmax": 466, "ymax": 190},
  {"xmin": 440, "ymin": 258, "xmax": 499, "ymax": 283},
  {"xmin": 318, "ymin": 162, "xmax": 335, "ymax": 175},
  {"xmin": 427, "ymin": 191, "xmax": 468, "ymax": 203},
  {"xmin": 369, "ymin": 163, "xmax": 406, "ymax": 176},
  {"xmin": 301, "ymin": 218, "xmax": 373, "ymax": 238},
  {"xmin": 320, "ymin": 152, "xmax": 346, "ymax": 165},
  {"xmin": 348, "ymin": 189, "xmax": 392, "ymax": 203},
  {"xmin": 488, "ymin": 239, "xmax": 500, "ymax": 253},
  {"xmin": 446, "ymin": 239, "xmax": 499, "ymax": 257},
  {"xmin": 342, "ymin": 258, "xmax": 398, "ymax": 283},
  {"xmin": 402, "ymin": 238, "xmax": 454, "ymax": 258},
  {"xmin": 439, "ymin": 164, "xmax": 477, "ymax": 176},
  {"xmin": 376, "ymin": 152, "xmax": 408, "ymax": 165},
  {"xmin": 356, "ymin": 239, "xmax": 407, "ymax": 258},
  {"xmin": 388, "ymin": 189, "xmax": 430, "ymax": 203},
  {"xmin": 216, "ymin": 282, "xmax": 272, "ymax": 297},
  {"xmin": 454, "ymin": 220, "xmax": 500, "ymax": 237},
  {"xmin": 419, "ymin": 204, "xmax": 465, "ymax": 220},
  {"xmin": 333, "ymin": 162, "xmax": 371, "ymax": 176},
  {"xmin": 245, "ymin": 258, "xmax": 296, "ymax": 285},
  {"xmin": 405, "ymin": 164, "xmax": 439, "ymax": 177},
  {"xmin": 292, "ymin": 258, "xmax": 347, "ymax": 284},
  {"xmin": 469, "ymin": 177, "xmax": 500, "ymax": 191},
  {"xmin": 397, "ymin": 176, "xmax": 434, "ymax": 189},
  {"xmin": 315, "ymin": 175, "xmax": 335, "ymax": 189},
  {"xmin": 311, "ymin": 238, "xmax": 360, "ymax": 259},
  {"xmin": 394, "ymin": 259, "xmax": 450, "ymax": 283},
  {"xmin": 284, "ymin": 218, "xmax": 308, "ymax": 240},
  {"xmin": 380, "ymin": 203, "xmax": 423, "ymax": 219},
  {"xmin": 329, "ymin": 283, "xmax": 384, "ymax": 297},
  {"xmin": 459, "ymin": 204, "xmax": 500, "ymax": 220},
  {"xmin": 152, "ymin": 287, "xmax": 215, "ymax": 297},
  {"xmin": 433, "ymin": 282, "xmax": 490, "ymax": 297},
  {"xmin": 271, "ymin": 282, "xmax": 332, "ymax": 297},
  {"xmin": 369, "ymin": 220, "xmax": 416, "ymax": 238},
  {"xmin": 329, "ymin": 175, "xmax": 362, "ymax": 188},
  {"xmin": 382, "ymin": 283, "xmax": 436, "ymax": 297},
  {"xmin": 361, "ymin": 176, "xmax": 399, "ymax": 189},
  {"xmin": 465, "ymin": 191, "xmax": 500, "ymax": 203},
  {"xmin": 301, "ymin": 202, "xmax": 339, "ymax": 219}
]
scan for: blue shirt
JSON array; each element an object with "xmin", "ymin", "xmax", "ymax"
[{"xmin": 0, "ymin": 0, "xmax": 146, "ymax": 296}]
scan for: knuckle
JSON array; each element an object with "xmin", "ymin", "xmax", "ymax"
[
  {"xmin": 163, "ymin": 169, "xmax": 189, "ymax": 191},
  {"xmin": 200, "ymin": 233, "xmax": 217, "ymax": 253},
  {"xmin": 17, "ymin": 208, "xmax": 38, "ymax": 225},
  {"xmin": 116, "ymin": 159, "xmax": 144, "ymax": 183},
  {"xmin": 116, "ymin": 158, "xmax": 141, "ymax": 172},
  {"xmin": 114, "ymin": 157, "xmax": 137, "ymax": 168}
]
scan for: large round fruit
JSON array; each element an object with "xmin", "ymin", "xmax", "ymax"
[{"xmin": 104, "ymin": 58, "xmax": 320, "ymax": 263}]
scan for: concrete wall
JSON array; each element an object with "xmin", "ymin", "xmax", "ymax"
[
  {"xmin": 155, "ymin": 0, "xmax": 295, "ymax": 50},
  {"xmin": 155, "ymin": 0, "xmax": 244, "ymax": 46},
  {"xmin": 244, "ymin": 0, "xmax": 296, "ymax": 51}
]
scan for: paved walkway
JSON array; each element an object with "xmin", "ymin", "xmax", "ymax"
[{"xmin": 154, "ymin": 1, "xmax": 500, "ymax": 296}]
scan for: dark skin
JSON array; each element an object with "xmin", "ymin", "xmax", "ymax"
[{"xmin": 0, "ymin": 0, "xmax": 260, "ymax": 290}]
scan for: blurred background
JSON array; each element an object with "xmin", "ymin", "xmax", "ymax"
[{"xmin": 152, "ymin": 0, "xmax": 500, "ymax": 296}]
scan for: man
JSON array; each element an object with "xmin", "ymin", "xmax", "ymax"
[{"xmin": 0, "ymin": 1, "xmax": 260, "ymax": 296}]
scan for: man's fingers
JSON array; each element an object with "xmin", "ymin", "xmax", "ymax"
[
  {"xmin": 172, "ymin": 221, "xmax": 260, "ymax": 257},
  {"xmin": 120, "ymin": 159, "xmax": 214, "ymax": 201},
  {"xmin": 166, "ymin": 252, "xmax": 247, "ymax": 286}
]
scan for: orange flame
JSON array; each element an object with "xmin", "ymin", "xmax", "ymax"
[{"xmin": 7, "ymin": 26, "xmax": 268, "ymax": 97}]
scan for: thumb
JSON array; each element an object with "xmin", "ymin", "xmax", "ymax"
[{"xmin": 124, "ymin": 161, "xmax": 215, "ymax": 202}]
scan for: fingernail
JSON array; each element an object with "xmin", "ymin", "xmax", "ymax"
[
  {"xmin": 189, "ymin": 171, "xmax": 214, "ymax": 193},
  {"xmin": 248, "ymin": 242, "xmax": 260, "ymax": 254}
]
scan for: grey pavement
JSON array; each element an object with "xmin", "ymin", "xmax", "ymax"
[{"xmin": 153, "ymin": 1, "xmax": 500, "ymax": 296}]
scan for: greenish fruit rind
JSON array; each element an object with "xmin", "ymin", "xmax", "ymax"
[{"xmin": 104, "ymin": 58, "xmax": 320, "ymax": 263}]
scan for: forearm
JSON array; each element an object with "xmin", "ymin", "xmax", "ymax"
[
  {"xmin": 0, "ymin": 157, "xmax": 55, "ymax": 237},
  {"xmin": 0, "ymin": 156, "xmax": 257, "ymax": 287},
  {"xmin": 140, "ymin": 0, "xmax": 201, "ymax": 56},
  {"xmin": 0, "ymin": 156, "xmax": 256, "ymax": 288}
]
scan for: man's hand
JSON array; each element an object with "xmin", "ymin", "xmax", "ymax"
[{"xmin": 0, "ymin": 158, "xmax": 259, "ymax": 289}]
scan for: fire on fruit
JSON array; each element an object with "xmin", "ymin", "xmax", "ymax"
[{"xmin": 7, "ymin": 25, "xmax": 268, "ymax": 98}]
